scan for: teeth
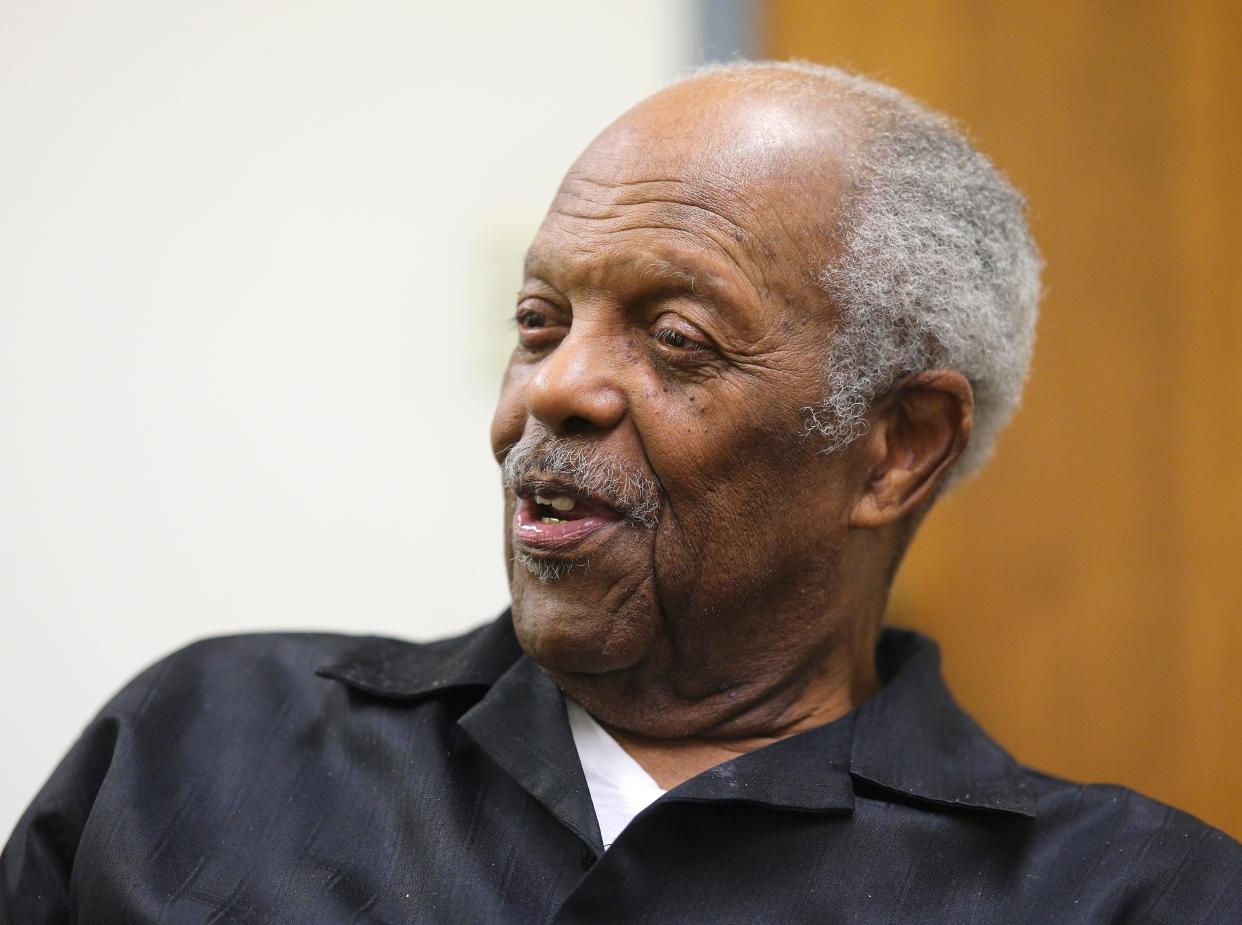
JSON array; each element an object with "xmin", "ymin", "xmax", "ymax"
[
  {"xmin": 534, "ymin": 493, "xmax": 577, "ymax": 512},
  {"xmin": 540, "ymin": 516, "xmax": 563, "ymax": 524}
]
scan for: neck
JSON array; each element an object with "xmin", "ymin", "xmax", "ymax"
[{"xmin": 600, "ymin": 623, "xmax": 881, "ymax": 791}]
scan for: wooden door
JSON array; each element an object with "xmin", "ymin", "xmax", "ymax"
[{"xmin": 765, "ymin": 0, "xmax": 1242, "ymax": 837}]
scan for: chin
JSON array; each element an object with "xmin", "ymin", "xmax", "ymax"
[{"xmin": 510, "ymin": 567, "xmax": 658, "ymax": 676}]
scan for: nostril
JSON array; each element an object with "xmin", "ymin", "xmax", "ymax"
[{"xmin": 562, "ymin": 415, "xmax": 595, "ymax": 435}]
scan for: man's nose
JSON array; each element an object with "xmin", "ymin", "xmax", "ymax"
[{"xmin": 524, "ymin": 329, "xmax": 627, "ymax": 436}]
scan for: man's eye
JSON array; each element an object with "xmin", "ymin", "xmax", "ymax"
[
  {"xmin": 513, "ymin": 301, "xmax": 566, "ymax": 352},
  {"xmin": 515, "ymin": 309, "xmax": 548, "ymax": 329},
  {"xmin": 653, "ymin": 327, "xmax": 702, "ymax": 351}
]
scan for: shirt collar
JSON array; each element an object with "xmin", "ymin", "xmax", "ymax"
[
  {"xmin": 849, "ymin": 630, "xmax": 1034, "ymax": 817},
  {"xmin": 317, "ymin": 612, "xmax": 1033, "ymax": 821},
  {"xmin": 316, "ymin": 613, "xmax": 522, "ymax": 697}
]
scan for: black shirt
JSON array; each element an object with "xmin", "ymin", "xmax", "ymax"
[{"xmin": 3, "ymin": 613, "xmax": 1239, "ymax": 923}]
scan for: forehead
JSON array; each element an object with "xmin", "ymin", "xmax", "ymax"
[
  {"xmin": 531, "ymin": 172, "xmax": 772, "ymax": 302},
  {"xmin": 527, "ymin": 89, "xmax": 853, "ymax": 323}
]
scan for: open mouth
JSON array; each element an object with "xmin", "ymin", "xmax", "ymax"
[
  {"xmin": 512, "ymin": 488, "xmax": 623, "ymax": 554},
  {"xmin": 531, "ymin": 491, "xmax": 584, "ymax": 524}
]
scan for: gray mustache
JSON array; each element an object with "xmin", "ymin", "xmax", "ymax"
[{"xmin": 501, "ymin": 435, "xmax": 662, "ymax": 528}]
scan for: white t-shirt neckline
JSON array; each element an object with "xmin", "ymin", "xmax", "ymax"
[{"xmin": 565, "ymin": 697, "xmax": 667, "ymax": 849}]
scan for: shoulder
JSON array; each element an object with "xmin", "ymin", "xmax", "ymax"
[
  {"xmin": 72, "ymin": 620, "xmax": 514, "ymax": 804},
  {"xmin": 104, "ymin": 631, "xmax": 382, "ymax": 715},
  {"xmin": 144, "ymin": 630, "xmax": 371, "ymax": 677},
  {"xmin": 95, "ymin": 617, "xmax": 516, "ymax": 740},
  {"xmin": 1021, "ymin": 768, "xmax": 1242, "ymax": 921},
  {"xmin": 1024, "ymin": 767, "xmax": 1240, "ymax": 851},
  {"xmin": 0, "ymin": 622, "xmax": 508, "ymax": 917}
]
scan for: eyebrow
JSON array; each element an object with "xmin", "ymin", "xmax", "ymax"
[
  {"xmin": 524, "ymin": 248, "xmax": 711, "ymax": 299},
  {"xmin": 522, "ymin": 246, "xmax": 761, "ymax": 337},
  {"xmin": 628, "ymin": 256, "xmax": 700, "ymax": 295}
]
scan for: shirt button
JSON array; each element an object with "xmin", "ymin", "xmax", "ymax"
[{"xmin": 580, "ymin": 848, "xmax": 597, "ymax": 871}]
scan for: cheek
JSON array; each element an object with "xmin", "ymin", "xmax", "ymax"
[
  {"xmin": 642, "ymin": 384, "xmax": 849, "ymax": 595},
  {"xmin": 490, "ymin": 362, "xmax": 530, "ymax": 457},
  {"xmin": 657, "ymin": 428, "xmax": 798, "ymax": 553},
  {"xmin": 641, "ymin": 380, "xmax": 803, "ymax": 509}
]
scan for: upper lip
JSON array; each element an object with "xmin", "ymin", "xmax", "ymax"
[{"xmin": 513, "ymin": 473, "xmax": 616, "ymax": 513}]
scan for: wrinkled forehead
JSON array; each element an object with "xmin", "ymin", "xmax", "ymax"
[{"xmin": 532, "ymin": 87, "xmax": 856, "ymax": 313}]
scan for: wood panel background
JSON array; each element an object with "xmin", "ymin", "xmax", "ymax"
[{"xmin": 764, "ymin": 0, "xmax": 1242, "ymax": 837}]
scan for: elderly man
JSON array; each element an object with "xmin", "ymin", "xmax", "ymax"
[{"xmin": 3, "ymin": 61, "xmax": 1239, "ymax": 924}]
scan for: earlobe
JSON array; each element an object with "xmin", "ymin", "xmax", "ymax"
[{"xmin": 848, "ymin": 371, "xmax": 973, "ymax": 529}]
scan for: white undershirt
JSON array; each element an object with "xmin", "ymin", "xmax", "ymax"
[{"xmin": 565, "ymin": 698, "xmax": 667, "ymax": 849}]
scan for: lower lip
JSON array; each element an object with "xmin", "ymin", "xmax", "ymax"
[{"xmin": 512, "ymin": 497, "xmax": 620, "ymax": 553}]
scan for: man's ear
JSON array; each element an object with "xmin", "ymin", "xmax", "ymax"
[{"xmin": 848, "ymin": 370, "xmax": 974, "ymax": 529}]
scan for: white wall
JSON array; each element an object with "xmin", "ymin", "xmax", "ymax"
[{"xmin": 0, "ymin": 0, "xmax": 695, "ymax": 842}]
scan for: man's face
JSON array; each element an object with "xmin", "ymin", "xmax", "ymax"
[{"xmin": 490, "ymin": 84, "xmax": 867, "ymax": 731}]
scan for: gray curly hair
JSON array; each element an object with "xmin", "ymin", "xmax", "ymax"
[{"xmin": 689, "ymin": 61, "xmax": 1042, "ymax": 485}]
